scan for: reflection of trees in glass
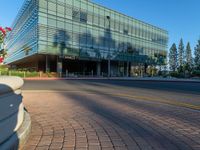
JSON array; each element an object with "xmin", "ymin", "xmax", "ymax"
[
  {"xmin": 117, "ymin": 42, "xmax": 140, "ymax": 56},
  {"xmin": 93, "ymin": 47, "xmax": 101, "ymax": 60},
  {"xmin": 79, "ymin": 48, "xmax": 90, "ymax": 58},
  {"xmin": 79, "ymin": 33, "xmax": 88, "ymax": 47},
  {"xmin": 118, "ymin": 42, "xmax": 126, "ymax": 52},
  {"xmin": 99, "ymin": 28, "xmax": 116, "ymax": 59},
  {"xmin": 78, "ymin": 25, "xmax": 154, "ymax": 63},
  {"xmin": 154, "ymin": 52, "xmax": 166, "ymax": 65},
  {"xmin": 114, "ymin": 42, "xmax": 145, "ymax": 62},
  {"xmin": 69, "ymin": 24, "xmax": 164, "ymax": 65},
  {"xmin": 127, "ymin": 44, "xmax": 133, "ymax": 54},
  {"xmin": 126, "ymin": 43, "xmax": 139, "ymax": 55},
  {"xmin": 72, "ymin": 9, "xmax": 88, "ymax": 24},
  {"xmin": 53, "ymin": 30, "xmax": 70, "ymax": 57},
  {"xmin": 79, "ymin": 30, "xmax": 104, "ymax": 60},
  {"xmin": 23, "ymin": 44, "xmax": 32, "ymax": 55},
  {"xmin": 79, "ymin": 31, "xmax": 95, "ymax": 58}
]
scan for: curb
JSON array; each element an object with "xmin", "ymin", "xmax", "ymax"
[
  {"xmin": 23, "ymin": 77, "xmax": 200, "ymax": 83},
  {"xmin": 110, "ymin": 78, "xmax": 200, "ymax": 83},
  {"xmin": 0, "ymin": 111, "xmax": 31, "ymax": 150}
]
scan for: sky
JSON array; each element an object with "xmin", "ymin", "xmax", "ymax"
[{"xmin": 0, "ymin": 0, "xmax": 200, "ymax": 53}]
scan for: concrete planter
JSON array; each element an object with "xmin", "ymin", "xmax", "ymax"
[{"xmin": 0, "ymin": 76, "xmax": 31, "ymax": 150}]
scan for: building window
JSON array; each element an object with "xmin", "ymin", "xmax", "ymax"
[
  {"xmin": 80, "ymin": 11, "xmax": 87, "ymax": 23},
  {"xmin": 72, "ymin": 9, "xmax": 80, "ymax": 22},
  {"xmin": 123, "ymin": 29, "xmax": 128, "ymax": 35},
  {"xmin": 72, "ymin": 9, "xmax": 87, "ymax": 24}
]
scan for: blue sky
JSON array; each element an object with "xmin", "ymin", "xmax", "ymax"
[{"xmin": 0, "ymin": 0, "xmax": 200, "ymax": 53}]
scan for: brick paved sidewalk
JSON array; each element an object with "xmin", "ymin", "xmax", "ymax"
[{"xmin": 22, "ymin": 91, "xmax": 200, "ymax": 150}]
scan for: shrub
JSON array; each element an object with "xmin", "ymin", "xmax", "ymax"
[
  {"xmin": 192, "ymin": 70, "xmax": 200, "ymax": 77},
  {"xmin": 25, "ymin": 71, "xmax": 39, "ymax": 77},
  {"xmin": 170, "ymin": 71, "xmax": 179, "ymax": 78}
]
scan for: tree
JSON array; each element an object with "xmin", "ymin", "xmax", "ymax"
[
  {"xmin": 194, "ymin": 39, "xmax": 200, "ymax": 70},
  {"xmin": 178, "ymin": 38, "xmax": 184, "ymax": 67},
  {"xmin": 185, "ymin": 42, "xmax": 192, "ymax": 67},
  {"xmin": 0, "ymin": 27, "xmax": 12, "ymax": 61},
  {"xmin": 169, "ymin": 43, "xmax": 178, "ymax": 71}
]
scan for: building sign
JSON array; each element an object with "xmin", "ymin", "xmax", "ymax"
[{"xmin": 64, "ymin": 56, "xmax": 76, "ymax": 60}]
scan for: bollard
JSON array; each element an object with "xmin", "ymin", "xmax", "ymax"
[
  {"xmin": 66, "ymin": 70, "xmax": 68, "ymax": 77},
  {"xmin": 39, "ymin": 71, "xmax": 42, "ymax": 78},
  {"xmin": 0, "ymin": 76, "xmax": 31, "ymax": 150}
]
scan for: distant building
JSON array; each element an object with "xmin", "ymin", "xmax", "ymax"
[{"xmin": 5, "ymin": 0, "xmax": 168, "ymax": 76}]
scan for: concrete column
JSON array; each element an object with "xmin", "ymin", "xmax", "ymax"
[
  {"xmin": 97, "ymin": 62, "xmax": 101, "ymax": 77},
  {"xmin": 57, "ymin": 57, "xmax": 63, "ymax": 77},
  {"xmin": 126, "ymin": 61, "xmax": 129, "ymax": 77},
  {"xmin": 122, "ymin": 62, "xmax": 125, "ymax": 77},
  {"xmin": 65, "ymin": 70, "xmax": 68, "ymax": 77},
  {"xmin": 45, "ymin": 55, "xmax": 50, "ymax": 73},
  {"xmin": 117, "ymin": 61, "xmax": 120, "ymax": 76},
  {"xmin": 108, "ymin": 59, "xmax": 111, "ymax": 77}
]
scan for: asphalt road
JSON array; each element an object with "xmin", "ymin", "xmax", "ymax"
[
  {"xmin": 23, "ymin": 79, "xmax": 200, "ymax": 94},
  {"xmin": 22, "ymin": 79, "xmax": 200, "ymax": 150}
]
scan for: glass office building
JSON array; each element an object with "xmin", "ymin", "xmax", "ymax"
[{"xmin": 5, "ymin": 0, "xmax": 168, "ymax": 76}]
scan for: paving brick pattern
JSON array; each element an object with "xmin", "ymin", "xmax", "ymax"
[{"xmin": 22, "ymin": 81, "xmax": 200, "ymax": 150}]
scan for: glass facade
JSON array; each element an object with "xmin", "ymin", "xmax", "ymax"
[
  {"xmin": 5, "ymin": 0, "xmax": 38, "ymax": 64},
  {"xmin": 5, "ymin": 0, "xmax": 168, "ymax": 74}
]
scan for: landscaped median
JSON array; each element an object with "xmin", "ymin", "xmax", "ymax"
[{"xmin": 0, "ymin": 76, "xmax": 31, "ymax": 150}]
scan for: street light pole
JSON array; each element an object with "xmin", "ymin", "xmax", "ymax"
[{"xmin": 106, "ymin": 16, "xmax": 111, "ymax": 78}]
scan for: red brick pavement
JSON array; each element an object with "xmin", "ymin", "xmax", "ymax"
[{"xmin": 22, "ymin": 90, "xmax": 200, "ymax": 150}]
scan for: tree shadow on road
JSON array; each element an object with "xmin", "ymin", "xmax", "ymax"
[
  {"xmin": 71, "ymin": 79, "xmax": 200, "ymax": 95},
  {"xmin": 63, "ymin": 92, "xmax": 189, "ymax": 150}
]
